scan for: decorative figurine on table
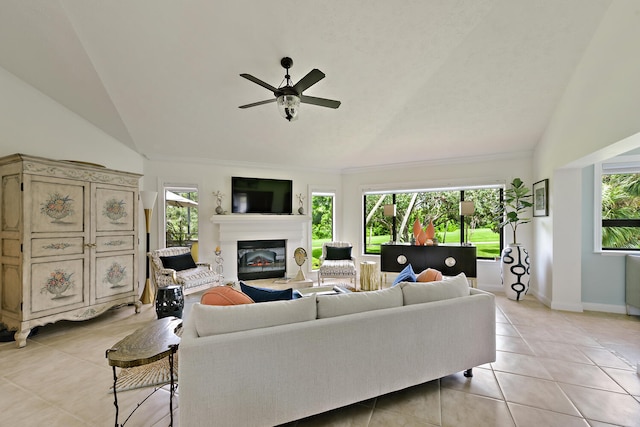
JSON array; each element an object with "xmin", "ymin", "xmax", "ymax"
[
  {"xmin": 293, "ymin": 247, "xmax": 307, "ymax": 281},
  {"xmin": 213, "ymin": 191, "xmax": 225, "ymax": 215},
  {"xmin": 296, "ymin": 193, "xmax": 305, "ymax": 215},
  {"xmin": 214, "ymin": 246, "xmax": 224, "ymax": 283}
]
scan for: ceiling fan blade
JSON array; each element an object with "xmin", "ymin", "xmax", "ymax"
[
  {"xmin": 239, "ymin": 99, "xmax": 276, "ymax": 109},
  {"xmin": 240, "ymin": 74, "xmax": 278, "ymax": 93},
  {"xmin": 300, "ymin": 95, "xmax": 341, "ymax": 109},
  {"xmin": 293, "ymin": 69, "xmax": 325, "ymax": 94}
]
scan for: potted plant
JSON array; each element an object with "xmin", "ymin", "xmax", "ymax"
[
  {"xmin": 497, "ymin": 178, "xmax": 532, "ymax": 301},
  {"xmin": 498, "ymin": 178, "xmax": 533, "ymax": 244}
]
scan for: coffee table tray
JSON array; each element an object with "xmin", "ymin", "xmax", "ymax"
[{"xmin": 295, "ymin": 285, "xmax": 349, "ymax": 297}]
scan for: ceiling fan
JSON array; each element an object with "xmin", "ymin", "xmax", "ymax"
[{"xmin": 239, "ymin": 57, "xmax": 341, "ymax": 121}]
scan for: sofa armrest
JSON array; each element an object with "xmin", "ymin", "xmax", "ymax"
[{"xmin": 196, "ymin": 262, "xmax": 212, "ymax": 270}]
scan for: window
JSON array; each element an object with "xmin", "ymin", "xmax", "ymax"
[
  {"xmin": 363, "ymin": 186, "xmax": 503, "ymax": 259},
  {"xmin": 596, "ymin": 159, "xmax": 640, "ymax": 251},
  {"xmin": 311, "ymin": 192, "xmax": 334, "ymax": 269},
  {"xmin": 164, "ymin": 187, "xmax": 199, "ymax": 248}
]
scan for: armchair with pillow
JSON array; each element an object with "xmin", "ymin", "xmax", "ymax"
[
  {"xmin": 148, "ymin": 247, "xmax": 219, "ymax": 295},
  {"xmin": 318, "ymin": 241, "xmax": 357, "ymax": 285}
]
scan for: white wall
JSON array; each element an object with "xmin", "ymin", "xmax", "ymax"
[
  {"xmin": 533, "ymin": 2, "xmax": 640, "ymax": 311},
  {"xmin": 341, "ymin": 153, "xmax": 533, "ymax": 292},
  {"xmin": 0, "ymin": 66, "xmax": 143, "ymax": 173},
  {"xmin": 580, "ymin": 166, "xmax": 626, "ymax": 311},
  {"xmin": 1, "ymin": 65, "xmax": 147, "ymax": 295},
  {"xmin": 142, "ymin": 158, "xmax": 342, "ymax": 276}
]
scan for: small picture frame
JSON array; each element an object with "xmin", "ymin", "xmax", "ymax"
[{"xmin": 533, "ymin": 179, "xmax": 549, "ymax": 217}]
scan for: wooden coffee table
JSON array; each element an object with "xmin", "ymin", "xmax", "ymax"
[{"xmin": 106, "ymin": 317, "xmax": 181, "ymax": 427}]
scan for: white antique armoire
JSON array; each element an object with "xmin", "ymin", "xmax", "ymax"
[{"xmin": 0, "ymin": 154, "xmax": 141, "ymax": 347}]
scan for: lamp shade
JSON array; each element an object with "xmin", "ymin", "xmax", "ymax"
[
  {"xmin": 383, "ymin": 204, "xmax": 396, "ymax": 217},
  {"xmin": 140, "ymin": 191, "xmax": 158, "ymax": 210},
  {"xmin": 459, "ymin": 200, "xmax": 475, "ymax": 216},
  {"xmin": 277, "ymin": 94, "xmax": 300, "ymax": 121}
]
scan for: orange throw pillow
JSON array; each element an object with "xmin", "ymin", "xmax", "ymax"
[
  {"xmin": 416, "ymin": 268, "xmax": 443, "ymax": 283},
  {"xmin": 200, "ymin": 286, "xmax": 254, "ymax": 306}
]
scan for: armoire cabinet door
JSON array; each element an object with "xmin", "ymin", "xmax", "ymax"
[
  {"xmin": 95, "ymin": 254, "xmax": 135, "ymax": 300},
  {"xmin": 29, "ymin": 179, "xmax": 86, "ymax": 233},
  {"xmin": 94, "ymin": 186, "xmax": 135, "ymax": 232},
  {"xmin": 29, "ymin": 259, "xmax": 88, "ymax": 316}
]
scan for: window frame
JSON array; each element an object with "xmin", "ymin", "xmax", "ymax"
[
  {"xmin": 161, "ymin": 184, "xmax": 199, "ymax": 249},
  {"xmin": 593, "ymin": 156, "xmax": 640, "ymax": 253},
  {"xmin": 311, "ymin": 190, "xmax": 336, "ymax": 271},
  {"xmin": 362, "ymin": 184, "xmax": 503, "ymax": 259}
]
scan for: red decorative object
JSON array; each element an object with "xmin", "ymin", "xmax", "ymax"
[
  {"xmin": 425, "ymin": 219, "xmax": 435, "ymax": 240},
  {"xmin": 413, "ymin": 218, "xmax": 422, "ymax": 240},
  {"xmin": 417, "ymin": 229, "xmax": 427, "ymax": 245}
]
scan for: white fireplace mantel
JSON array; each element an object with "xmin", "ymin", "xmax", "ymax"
[{"xmin": 210, "ymin": 214, "xmax": 312, "ymax": 282}]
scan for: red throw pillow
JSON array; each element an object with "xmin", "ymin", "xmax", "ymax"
[
  {"xmin": 200, "ymin": 286, "xmax": 254, "ymax": 306},
  {"xmin": 416, "ymin": 268, "xmax": 443, "ymax": 283}
]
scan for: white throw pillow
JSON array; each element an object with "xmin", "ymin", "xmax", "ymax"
[
  {"xmin": 194, "ymin": 295, "xmax": 316, "ymax": 337},
  {"xmin": 401, "ymin": 272, "xmax": 470, "ymax": 305},
  {"xmin": 316, "ymin": 285, "xmax": 403, "ymax": 319}
]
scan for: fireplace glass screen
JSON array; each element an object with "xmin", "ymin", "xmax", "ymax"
[{"xmin": 237, "ymin": 239, "xmax": 286, "ymax": 280}]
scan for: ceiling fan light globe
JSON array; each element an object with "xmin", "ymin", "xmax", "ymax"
[{"xmin": 277, "ymin": 94, "xmax": 300, "ymax": 122}]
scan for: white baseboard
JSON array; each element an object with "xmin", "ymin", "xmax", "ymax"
[
  {"xmin": 582, "ymin": 302, "xmax": 626, "ymax": 314},
  {"xmin": 529, "ymin": 289, "xmax": 551, "ymax": 308},
  {"xmin": 581, "ymin": 302, "xmax": 640, "ymax": 315}
]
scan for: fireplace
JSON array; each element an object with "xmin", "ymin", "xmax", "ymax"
[
  {"xmin": 237, "ymin": 239, "xmax": 286, "ymax": 280},
  {"xmin": 210, "ymin": 214, "xmax": 311, "ymax": 282}
]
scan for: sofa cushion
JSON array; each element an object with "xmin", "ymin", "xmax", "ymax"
[
  {"xmin": 316, "ymin": 285, "xmax": 403, "ymax": 319},
  {"xmin": 401, "ymin": 273, "xmax": 470, "ymax": 305},
  {"xmin": 325, "ymin": 246, "xmax": 352, "ymax": 260},
  {"xmin": 392, "ymin": 264, "xmax": 417, "ymax": 286},
  {"xmin": 194, "ymin": 296, "xmax": 317, "ymax": 337},
  {"xmin": 200, "ymin": 286, "xmax": 254, "ymax": 306},
  {"xmin": 416, "ymin": 268, "xmax": 443, "ymax": 282},
  {"xmin": 240, "ymin": 282, "xmax": 293, "ymax": 302},
  {"xmin": 160, "ymin": 252, "xmax": 197, "ymax": 271}
]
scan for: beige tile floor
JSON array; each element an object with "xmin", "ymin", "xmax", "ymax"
[{"xmin": 1, "ymin": 290, "xmax": 639, "ymax": 427}]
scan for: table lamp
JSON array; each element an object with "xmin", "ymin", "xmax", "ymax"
[{"xmin": 459, "ymin": 200, "xmax": 475, "ymax": 246}]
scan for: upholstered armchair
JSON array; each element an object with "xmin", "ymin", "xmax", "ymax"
[
  {"xmin": 318, "ymin": 241, "xmax": 357, "ymax": 285},
  {"xmin": 148, "ymin": 247, "xmax": 218, "ymax": 295}
]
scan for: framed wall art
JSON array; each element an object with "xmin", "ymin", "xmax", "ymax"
[{"xmin": 533, "ymin": 179, "xmax": 549, "ymax": 217}]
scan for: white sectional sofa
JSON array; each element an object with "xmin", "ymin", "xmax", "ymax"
[{"xmin": 179, "ymin": 274, "xmax": 496, "ymax": 427}]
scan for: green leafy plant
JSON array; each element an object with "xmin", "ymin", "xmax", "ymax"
[{"xmin": 498, "ymin": 178, "xmax": 532, "ymax": 245}]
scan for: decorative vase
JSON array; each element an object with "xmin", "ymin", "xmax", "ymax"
[
  {"xmin": 412, "ymin": 219, "xmax": 422, "ymax": 240},
  {"xmin": 501, "ymin": 244, "xmax": 530, "ymax": 301},
  {"xmin": 417, "ymin": 229, "xmax": 427, "ymax": 245},
  {"xmin": 425, "ymin": 219, "xmax": 435, "ymax": 240}
]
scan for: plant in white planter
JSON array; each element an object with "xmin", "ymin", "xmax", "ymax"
[
  {"xmin": 498, "ymin": 178, "xmax": 533, "ymax": 301},
  {"xmin": 498, "ymin": 178, "xmax": 533, "ymax": 244}
]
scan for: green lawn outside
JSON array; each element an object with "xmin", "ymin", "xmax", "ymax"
[
  {"xmin": 364, "ymin": 227, "xmax": 500, "ymax": 259},
  {"xmin": 313, "ymin": 228, "xmax": 500, "ymax": 268},
  {"xmin": 311, "ymin": 238, "xmax": 331, "ymax": 269}
]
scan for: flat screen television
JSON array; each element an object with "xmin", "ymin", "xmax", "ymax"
[{"xmin": 231, "ymin": 177, "xmax": 293, "ymax": 214}]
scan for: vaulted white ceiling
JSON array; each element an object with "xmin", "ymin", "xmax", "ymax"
[{"xmin": 0, "ymin": 0, "xmax": 612, "ymax": 171}]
